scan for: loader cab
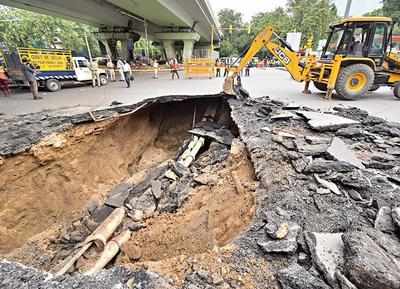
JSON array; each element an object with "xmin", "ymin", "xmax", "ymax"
[{"xmin": 321, "ymin": 17, "xmax": 393, "ymax": 67}]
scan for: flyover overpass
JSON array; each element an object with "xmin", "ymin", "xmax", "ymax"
[{"xmin": 0, "ymin": 0, "xmax": 221, "ymax": 60}]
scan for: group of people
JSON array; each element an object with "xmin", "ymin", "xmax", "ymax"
[
  {"xmin": 104, "ymin": 58, "xmax": 134, "ymax": 88},
  {"xmin": 215, "ymin": 59, "xmax": 252, "ymax": 78}
]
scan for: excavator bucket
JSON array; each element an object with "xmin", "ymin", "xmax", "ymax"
[
  {"xmin": 223, "ymin": 75, "xmax": 250, "ymax": 99},
  {"xmin": 223, "ymin": 76, "xmax": 236, "ymax": 95}
]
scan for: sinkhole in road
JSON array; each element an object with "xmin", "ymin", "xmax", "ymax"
[{"xmin": 0, "ymin": 96, "xmax": 256, "ymax": 274}]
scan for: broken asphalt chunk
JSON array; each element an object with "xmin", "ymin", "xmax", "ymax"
[
  {"xmin": 105, "ymin": 182, "xmax": 132, "ymax": 208},
  {"xmin": 342, "ymin": 231, "xmax": 400, "ymax": 289},
  {"xmin": 327, "ymin": 137, "xmax": 364, "ymax": 170},
  {"xmin": 297, "ymin": 111, "xmax": 359, "ymax": 132},
  {"xmin": 314, "ymin": 174, "xmax": 341, "ymax": 195},
  {"xmin": 304, "ymin": 159, "xmax": 354, "ymax": 173},
  {"xmin": 304, "ymin": 232, "xmax": 344, "ymax": 288},
  {"xmin": 278, "ymin": 263, "xmax": 331, "ymax": 289},
  {"xmin": 375, "ymin": 206, "xmax": 396, "ymax": 233}
]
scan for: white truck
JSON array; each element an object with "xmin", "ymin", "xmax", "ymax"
[{"xmin": 4, "ymin": 48, "xmax": 108, "ymax": 92}]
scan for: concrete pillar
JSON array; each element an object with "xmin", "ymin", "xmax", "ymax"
[
  {"xmin": 162, "ymin": 40, "xmax": 176, "ymax": 60},
  {"xmin": 99, "ymin": 39, "xmax": 113, "ymax": 58},
  {"xmin": 183, "ymin": 39, "xmax": 196, "ymax": 60},
  {"xmin": 156, "ymin": 32, "xmax": 200, "ymax": 62},
  {"xmin": 119, "ymin": 39, "xmax": 129, "ymax": 61}
]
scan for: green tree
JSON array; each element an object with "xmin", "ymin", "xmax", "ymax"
[
  {"xmin": 0, "ymin": 6, "xmax": 100, "ymax": 56},
  {"xmin": 287, "ymin": 0, "xmax": 338, "ymax": 48},
  {"xmin": 218, "ymin": 8, "xmax": 251, "ymax": 57},
  {"xmin": 382, "ymin": 0, "xmax": 400, "ymax": 23}
]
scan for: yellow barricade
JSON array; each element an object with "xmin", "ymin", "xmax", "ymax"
[{"xmin": 184, "ymin": 58, "xmax": 215, "ymax": 79}]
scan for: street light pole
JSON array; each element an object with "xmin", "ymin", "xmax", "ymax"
[{"xmin": 344, "ymin": 0, "xmax": 352, "ymax": 17}]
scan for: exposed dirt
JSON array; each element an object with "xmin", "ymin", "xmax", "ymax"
[
  {"xmin": 0, "ymin": 101, "xmax": 200, "ymax": 254},
  {"xmin": 121, "ymin": 142, "xmax": 256, "ymax": 262},
  {"xmin": 118, "ymin": 141, "xmax": 259, "ymax": 287}
]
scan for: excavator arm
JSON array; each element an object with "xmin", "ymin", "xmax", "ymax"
[{"xmin": 223, "ymin": 26, "xmax": 309, "ymax": 97}]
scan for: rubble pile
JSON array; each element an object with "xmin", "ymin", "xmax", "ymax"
[
  {"xmin": 1, "ymin": 94, "xmax": 400, "ymax": 289},
  {"xmin": 229, "ymin": 97, "xmax": 400, "ymax": 289}
]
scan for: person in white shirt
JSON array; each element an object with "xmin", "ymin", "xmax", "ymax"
[
  {"xmin": 122, "ymin": 60, "xmax": 132, "ymax": 88},
  {"xmin": 116, "ymin": 58, "xmax": 125, "ymax": 81},
  {"xmin": 153, "ymin": 59, "xmax": 159, "ymax": 79}
]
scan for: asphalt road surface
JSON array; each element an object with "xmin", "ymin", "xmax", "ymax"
[{"xmin": 0, "ymin": 68, "xmax": 398, "ymax": 121}]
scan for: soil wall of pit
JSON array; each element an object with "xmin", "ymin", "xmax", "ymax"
[{"xmin": 0, "ymin": 99, "xmax": 216, "ymax": 253}]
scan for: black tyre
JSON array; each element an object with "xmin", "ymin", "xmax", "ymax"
[
  {"xmin": 335, "ymin": 64, "xmax": 374, "ymax": 100},
  {"xmin": 46, "ymin": 79, "xmax": 61, "ymax": 92},
  {"xmin": 99, "ymin": 74, "xmax": 108, "ymax": 86},
  {"xmin": 394, "ymin": 82, "xmax": 400, "ymax": 99},
  {"xmin": 369, "ymin": 84, "xmax": 380, "ymax": 91},
  {"xmin": 313, "ymin": 81, "xmax": 327, "ymax": 92}
]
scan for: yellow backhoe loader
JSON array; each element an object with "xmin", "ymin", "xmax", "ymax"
[{"xmin": 223, "ymin": 17, "xmax": 400, "ymax": 100}]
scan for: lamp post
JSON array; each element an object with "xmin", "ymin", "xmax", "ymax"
[{"xmin": 344, "ymin": 0, "xmax": 352, "ymax": 17}]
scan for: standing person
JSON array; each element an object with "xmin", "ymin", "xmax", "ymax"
[
  {"xmin": 245, "ymin": 63, "xmax": 251, "ymax": 77},
  {"xmin": 153, "ymin": 59, "xmax": 159, "ymax": 79},
  {"xmin": 170, "ymin": 58, "xmax": 180, "ymax": 80},
  {"xmin": 223, "ymin": 64, "xmax": 229, "ymax": 77},
  {"xmin": 117, "ymin": 58, "xmax": 125, "ymax": 81},
  {"xmin": 106, "ymin": 58, "xmax": 115, "ymax": 82},
  {"xmin": 22, "ymin": 59, "xmax": 41, "ymax": 100},
  {"xmin": 122, "ymin": 60, "xmax": 132, "ymax": 88},
  {"xmin": 0, "ymin": 66, "xmax": 11, "ymax": 97},
  {"xmin": 90, "ymin": 60, "xmax": 100, "ymax": 87},
  {"xmin": 215, "ymin": 59, "xmax": 221, "ymax": 77}
]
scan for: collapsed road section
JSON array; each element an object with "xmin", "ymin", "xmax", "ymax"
[{"xmin": 1, "ymin": 94, "xmax": 400, "ymax": 289}]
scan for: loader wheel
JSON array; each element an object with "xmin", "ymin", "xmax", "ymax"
[
  {"xmin": 335, "ymin": 64, "xmax": 374, "ymax": 100},
  {"xmin": 313, "ymin": 82, "xmax": 327, "ymax": 92},
  {"xmin": 46, "ymin": 79, "xmax": 61, "ymax": 92},
  {"xmin": 394, "ymin": 82, "xmax": 400, "ymax": 99}
]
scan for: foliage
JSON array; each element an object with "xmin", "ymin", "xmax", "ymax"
[
  {"xmin": 218, "ymin": 9, "xmax": 251, "ymax": 56},
  {"xmin": 217, "ymin": 1, "xmax": 338, "ymax": 57},
  {"xmin": 0, "ymin": 6, "xmax": 100, "ymax": 56},
  {"xmin": 382, "ymin": 0, "xmax": 400, "ymax": 23}
]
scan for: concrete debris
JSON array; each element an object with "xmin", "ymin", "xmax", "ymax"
[
  {"xmin": 305, "ymin": 136, "xmax": 331, "ymax": 145},
  {"xmin": 392, "ymin": 208, "xmax": 400, "ymax": 230},
  {"xmin": 327, "ymin": 137, "xmax": 365, "ymax": 170},
  {"xmin": 105, "ymin": 183, "xmax": 132, "ymax": 208},
  {"xmin": 150, "ymin": 180, "xmax": 163, "ymax": 200},
  {"xmin": 375, "ymin": 206, "xmax": 396, "ymax": 233},
  {"xmin": 336, "ymin": 126, "xmax": 363, "ymax": 138},
  {"xmin": 270, "ymin": 112, "xmax": 297, "ymax": 121},
  {"xmin": 295, "ymin": 139, "xmax": 329, "ymax": 156},
  {"xmin": 371, "ymin": 152, "xmax": 396, "ymax": 162},
  {"xmin": 335, "ymin": 271, "xmax": 358, "ymax": 289},
  {"xmin": 364, "ymin": 228, "xmax": 400, "ymax": 260},
  {"xmin": 189, "ymin": 122, "xmax": 233, "ymax": 145},
  {"xmin": 342, "ymin": 232, "xmax": 400, "ymax": 289},
  {"xmin": 297, "ymin": 111, "xmax": 359, "ymax": 132},
  {"xmin": 305, "ymin": 232, "xmax": 344, "ymax": 288},
  {"xmin": 128, "ymin": 188, "xmax": 156, "ymax": 220},
  {"xmin": 304, "ymin": 159, "xmax": 354, "ymax": 173},
  {"xmin": 278, "ymin": 264, "xmax": 331, "ymax": 289},
  {"xmin": 314, "ymin": 174, "xmax": 341, "ymax": 195},
  {"xmin": 0, "ymin": 261, "xmax": 138, "ymax": 289},
  {"xmin": 259, "ymin": 222, "xmax": 300, "ymax": 253},
  {"xmin": 260, "ymin": 126, "xmax": 271, "ymax": 133}
]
